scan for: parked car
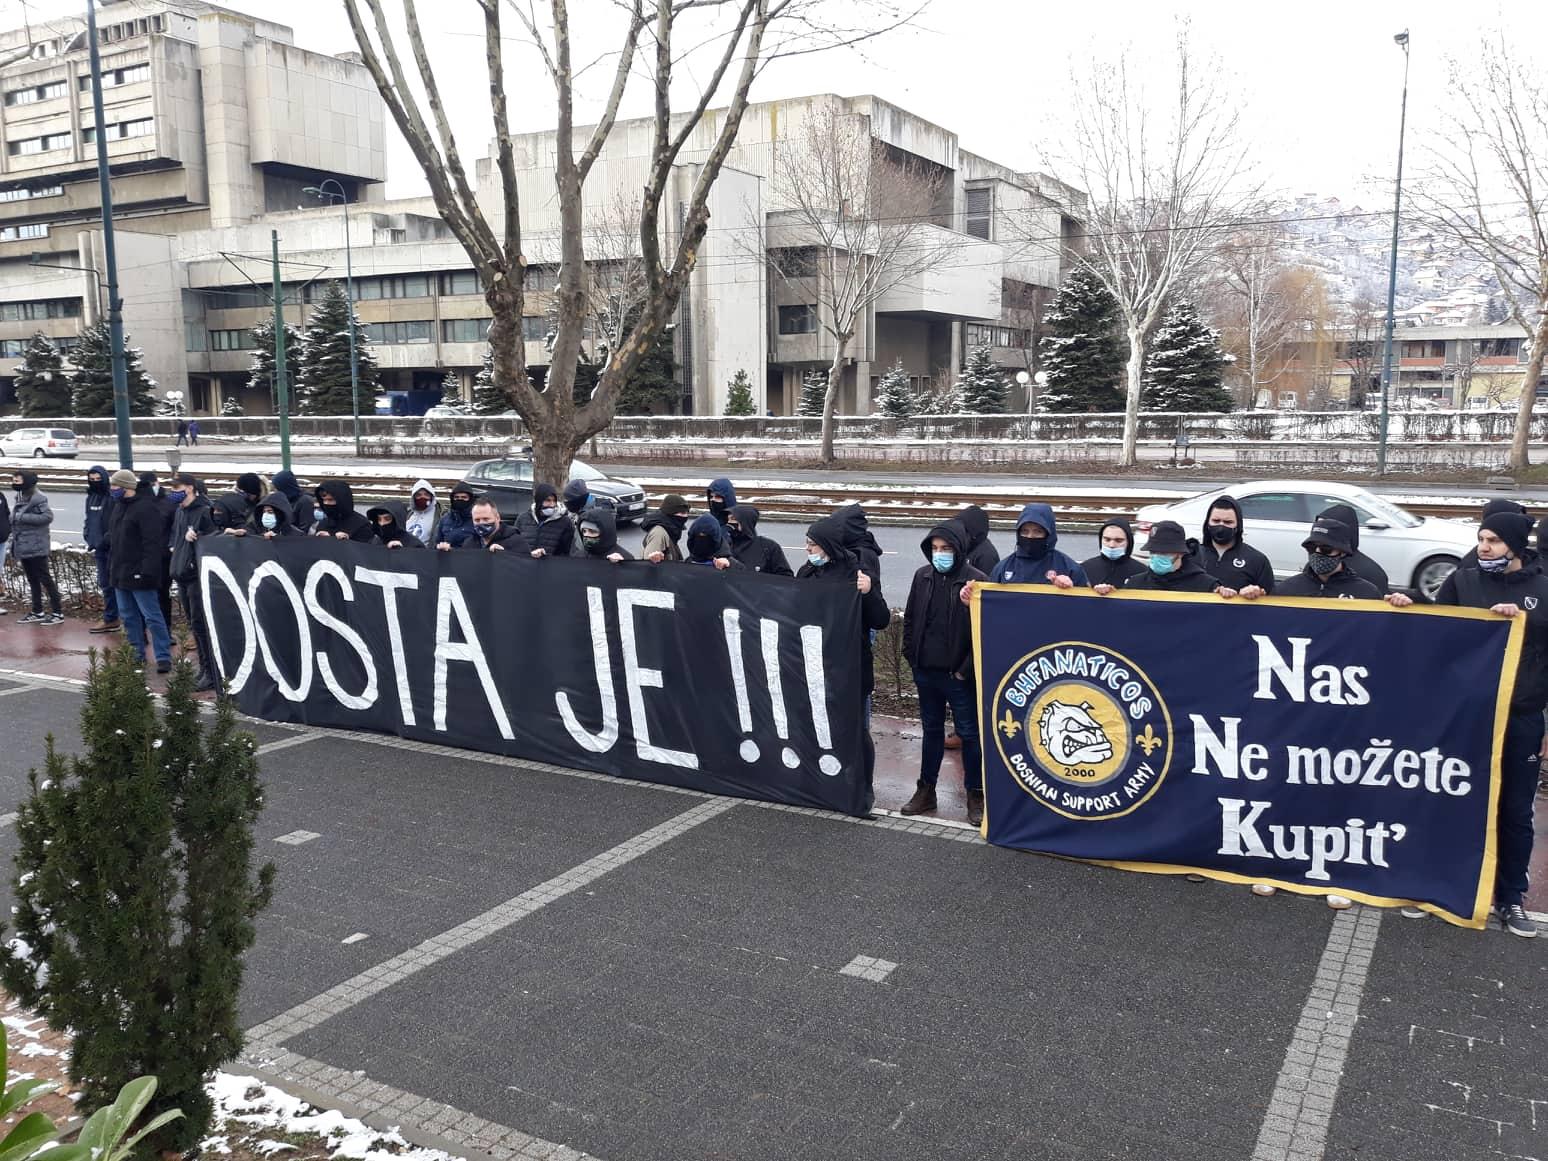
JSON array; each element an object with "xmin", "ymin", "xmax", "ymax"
[
  {"xmin": 1133, "ymin": 479, "xmax": 1477, "ymax": 601},
  {"xmin": 462, "ymin": 454, "xmax": 648, "ymax": 525},
  {"xmin": 423, "ymin": 404, "xmax": 471, "ymax": 419},
  {"xmin": 0, "ymin": 427, "xmax": 78, "ymax": 459}
]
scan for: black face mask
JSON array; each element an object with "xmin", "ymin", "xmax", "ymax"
[
  {"xmin": 728, "ymin": 525, "xmax": 749, "ymax": 543},
  {"xmin": 451, "ymin": 496, "xmax": 473, "ymax": 513},
  {"xmin": 665, "ymin": 512, "xmax": 688, "ymax": 537},
  {"xmin": 1015, "ymin": 536, "xmax": 1050, "ymax": 560},
  {"xmin": 1207, "ymin": 524, "xmax": 1237, "ymax": 545},
  {"xmin": 1308, "ymin": 552, "xmax": 1342, "ymax": 578}
]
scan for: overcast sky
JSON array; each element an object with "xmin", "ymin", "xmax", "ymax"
[{"xmin": 16, "ymin": 0, "xmax": 1545, "ymax": 205}]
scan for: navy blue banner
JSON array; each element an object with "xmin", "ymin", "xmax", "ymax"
[{"xmin": 973, "ymin": 586, "xmax": 1523, "ymax": 927}]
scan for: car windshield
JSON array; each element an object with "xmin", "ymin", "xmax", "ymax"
[
  {"xmin": 568, "ymin": 460, "xmax": 607, "ymax": 482},
  {"xmin": 1345, "ymin": 489, "xmax": 1422, "ymax": 529}
]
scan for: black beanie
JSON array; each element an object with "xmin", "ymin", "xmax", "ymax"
[
  {"xmin": 1481, "ymin": 498, "xmax": 1528, "ymax": 520},
  {"xmin": 1482, "ymin": 511, "xmax": 1533, "ymax": 557},
  {"xmin": 237, "ymin": 472, "xmax": 263, "ymax": 498}
]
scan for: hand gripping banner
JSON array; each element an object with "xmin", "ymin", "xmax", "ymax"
[
  {"xmin": 972, "ymin": 585, "xmax": 1524, "ymax": 927},
  {"xmin": 199, "ymin": 538, "xmax": 871, "ymax": 815}
]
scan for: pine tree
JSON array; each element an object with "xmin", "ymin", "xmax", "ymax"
[
  {"xmin": 874, "ymin": 360, "xmax": 912, "ymax": 419},
  {"xmin": 471, "ymin": 346, "xmax": 507, "ymax": 415},
  {"xmin": 798, "ymin": 369, "xmax": 828, "ymax": 416},
  {"xmin": 298, "ymin": 282, "xmax": 377, "ymax": 416},
  {"xmin": 220, "ymin": 394, "xmax": 244, "ymax": 417},
  {"xmin": 69, "ymin": 322, "xmax": 157, "ymax": 417},
  {"xmin": 615, "ymin": 326, "xmax": 679, "ymax": 414},
  {"xmin": 1037, "ymin": 266, "xmax": 1127, "ymax": 412},
  {"xmin": 247, "ymin": 318, "xmax": 302, "ymax": 409},
  {"xmin": 14, "ymin": 332, "xmax": 71, "ymax": 417},
  {"xmin": 955, "ymin": 345, "xmax": 1008, "ymax": 414},
  {"xmin": 0, "ymin": 650, "xmax": 275, "ymax": 1152},
  {"xmin": 724, "ymin": 368, "xmax": 755, "ymax": 416},
  {"xmin": 1141, "ymin": 300, "xmax": 1234, "ymax": 412},
  {"xmin": 439, "ymin": 370, "xmax": 466, "ymax": 410}
]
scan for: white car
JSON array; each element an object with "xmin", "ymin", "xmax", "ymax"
[
  {"xmin": 0, "ymin": 426, "xmax": 78, "ymax": 459},
  {"xmin": 422, "ymin": 405, "xmax": 471, "ymax": 419},
  {"xmin": 1133, "ymin": 479, "xmax": 1478, "ymax": 601}
]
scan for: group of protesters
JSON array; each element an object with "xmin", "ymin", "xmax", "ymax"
[{"xmin": 4, "ymin": 461, "xmax": 1543, "ymax": 936}]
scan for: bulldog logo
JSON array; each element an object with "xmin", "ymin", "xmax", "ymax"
[{"xmin": 1038, "ymin": 699, "xmax": 1115, "ymax": 766}]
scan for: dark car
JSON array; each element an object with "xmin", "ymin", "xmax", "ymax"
[{"xmin": 463, "ymin": 456, "xmax": 648, "ymax": 525}]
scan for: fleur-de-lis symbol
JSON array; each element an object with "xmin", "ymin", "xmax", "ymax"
[
  {"xmin": 1135, "ymin": 723, "xmax": 1162, "ymax": 756},
  {"xmin": 999, "ymin": 708, "xmax": 1022, "ymax": 739}
]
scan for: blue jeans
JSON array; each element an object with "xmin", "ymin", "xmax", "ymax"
[
  {"xmin": 94, "ymin": 548, "xmax": 118, "ymax": 622},
  {"xmin": 1496, "ymin": 710, "xmax": 1544, "ymax": 907},
  {"xmin": 914, "ymin": 667, "xmax": 981, "ymax": 792},
  {"xmin": 115, "ymin": 587, "xmax": 171, "ymax": 664}
]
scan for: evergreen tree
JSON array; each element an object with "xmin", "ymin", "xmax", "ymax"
[
  {"xmin": 69, "ymin": 322, "xmax": 157, "ymax": 417},
  {"xmin": 13, "ymin": 332, "xmax": 71, "ymax": 417},
  {"xmin": 0, "ymin": 651, "xmax": 275, "ymax": 1152},
  {"xmin": 219, "ymin": 394, "xmax": 244, "ymax": 417},
  {"xmin": 439, "ymin": 370, "xmax": 466, "ymax": 409},
  {"xmin": 955, "ymin": 345, "xmax": 1009, "ymax": 414},
  {"xmin": 247, "ymin": 318, "xmax": 302, "ymax": 409},
  {"xmin": 615, "ymin": 325, "xmax": 679, "ymax": 414},
  {"xmin": 874, "ymin": 360, "xmax": 913, "ymax": 419},
  {"xmin": 298, "ymin": 282, "xmax": 377, "ymax": 416},
  {"xmin": 471, "ymin": 346, "xmax": 507, "ymax": 415},
  {"xmin": 1037, "ymin": 266, "xmax": 1127, "ymax": 412},
  {"xmin": 1141, "ymin": 300, "xmax": 1234, "ymax": 412},
  {"xmin": 797, "ymin": 369, "xmax": 828, "ymax": 416},
  {"xmin": 724, "ymin": 368, "xmax": 755, "ymax": 416}
]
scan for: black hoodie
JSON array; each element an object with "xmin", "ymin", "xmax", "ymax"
[
  {"xmin": 727, "ymin": 504, "xmax": 792, "ymax": 576},
  {"xmin": 1197, "ymin": 496, "xmax": 1276, "ymax": 592},
  {"xmin": 832, "ymin": 503, "xmax": 884, "ymax": 585},
  {"xmin": 1080, "ymin": 518, "xmax": 1148, "ymax": 587},
  {"xmin": 313, "ymin": 480, "xmax": 374, "ymax": 541},
  {"xmin": 1314, "ymin": 503, "xmax": 1391, "ymax": 592},
  {"xmin": 956, "ymin": 505, "xmax": 1000, "ymax": 577},
  {"xmin": 366, "ymin": 500, "xmax": 425, "ymax": 548},
  {"xmin": 1437, "ymin": 556, "xmax": 1548, "ymax": 713},
  {"xmin": 1275, "ymin": 562, "xmax": 1382, "ymax": 600},
  {"xmin": 170, "ymin": 493, "xmax": 217, "ymax": 582},
  {"xmin": 798, "ymin": 515, "xmax": 891, "ymax": 696},
  {"xmin": 903, "ymin": 519, "xmax": 986, "ymax": 675},
  {"xmin": 578, "ymin": 506, "xmax": 633, "ymax": 560},
  {"xmin": 1124, "ymin": 552, "xmax": 1222, "ymax": 594},
  {"xmin": 639, "ymin": 499, "xmax": 688, "ymax": 562},
  {"xmin": 272, "ymin": 470, "xmax": 315, "ymax": 532},
  {"xmin": 517, "ymin": 483, "xmax": 575, "ymax": 555},
  {"xmin": 254, "ymin": 493, "xmax": 304, "ymax": 537}
]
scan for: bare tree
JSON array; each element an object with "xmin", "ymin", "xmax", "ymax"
[
  {"xmin": 768, "ymin": 102, "xmax": 956, "ymax": 463},
  {"xmin": 1210, "ymin": 227, "xmax": 1314, "ymax": 408},
  {"xmin": 1339, "ymin": 298, "xmax": 1383, "ymax": 410},
  {"xmin": 341, "ymin": 0, "xmax": 917, "ymax": 484},
  {"xmin": 1043, "ymin": 29, "xmax": 1255, "ymax": 466},
  {"xmin": 1418, "ymin": 35, "xmax": 1548, "ymax": 469}
]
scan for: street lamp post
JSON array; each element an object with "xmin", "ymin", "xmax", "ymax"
[
  {"xmin": 304, "ymin": 180, "xmax": 362, "ymax": 457},
  {"xmin": 1376, "ymin": 30, "xmax": 1412, "ymax": 476}
]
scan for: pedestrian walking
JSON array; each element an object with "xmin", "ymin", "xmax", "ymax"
[
  {"xmin": 169, "ymin": 474, "xmax": 220, "ymax": 692},
  {"xmin": 175, "ymin": 418, "xmax": 189, "ymax": 447},
  {"xmin": 9, "ymin": 470, "xmax": 62, "ymax": 625},
  {"xmin": 107, "ymin": 469, "xmax": 173, "ymax": 672},
  {"xmin": 187, "ymin": 418, "xmax": 200, "ymax": 445},
  {"xmin": 83, "ymin": 464, "xmax": 120, "ymax": 633}
]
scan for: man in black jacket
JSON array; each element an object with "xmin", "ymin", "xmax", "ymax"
[
  {"xmin": 461, "ymin": 498, "xmax": 529, "ymax": 552},
  {"xmin": 956, "ymin": 504, "xmax": 1000, "ymax": 577},
  {"xmin": 365, "ymin": 501, "xmax": 424, "ymax": 548},
  {"xmin": 1196, "ymin": 496, "xmax": 1275, "ymax": 596},
  {"xmin": 578, "ymin": 506, "xmax": 631, "ymax": 562},
  {"xmin": 1275, "ymin": 518, "xmax": 1385, "ymax": 600},
  {"xmin": 1315, "ymin": 503, "xmax": 1390, "ymax": 592},
  {"xmin": 83, "ymin": 465, "xmax": 119, "ymax": 632},
  {"xmin": 108, "ymin": 469, "xmax": 173, "ymax": 673},
  {"xmin": 900, "ymin": 519, "xmax": 988, "ymax": 824},
  {"xmin": 519, "ymin": 483, "xmax": 577, "ymax": 558},
  {"xmin": 313, "ymin": 480, "xmax": 375, "ymax": 542},
  {"xmin": 1118, "ymin": 521, "xmax": 1228, "ymax": 594},
  {"xmin": 1081, "ymin": 517, "xmax": 1148, "ymax": 587},
  {"xmin": 726, "ymin": 504, "xmax": 792, "ymax": 575},
  {"xmin": 169, "ymin": 475, "xmax": 220, "ymax": 691},
  {"xmin": 1436, "ymin": 510, "xmax": 1548, "ymax": 938}
]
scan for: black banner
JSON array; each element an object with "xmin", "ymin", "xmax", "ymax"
[{"xmin": 198, "ymin": 538, "xmax": 871, "ymax": 815}]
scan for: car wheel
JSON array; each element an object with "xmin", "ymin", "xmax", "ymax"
[
  {"xmin": 1412, "ymin": 555, "xmax": 1458, "ymax": 603},
  {"xmin": 32, "ymin": 448, "xmax": 44, "ymax": 458}
]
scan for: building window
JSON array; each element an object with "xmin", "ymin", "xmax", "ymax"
[
  {"xmin": 965, "ymin": 186, "xmax": 992, "ymax": 240},
  {"xmin": 82, "ymin": 118, "xmax": 154, "ymax": 145},
  {"xmin": 1400, "ymin": 339, "xmax": 1445, "ymax": 359},
  {"xmin": 369, "ymin": 320, "xmax": 433, "ymax": 344},
  {"xmin": 0, "ymin": 298, "xmax": 81, "ymax": 322},
  {"xmin": 185, "ymin": 322, "xmax": 207, "ymax": 352},
  {"xmin": 440, "ymin": 318, "xmax": 488, "ymax": 344},
  {"xmin": 7, "ymin": 133, "xmax": 72, "ymax": 156},
  {"xmin": 1478, "ymin": 337, "xmax": 1522, "ymax": 358},
  {"xmin": 772, "ymin": 248, "xmax": 818, "ymax": 278},
  {"xmin": 78, "ymin": 64, "xmax": 150, "ymax": 91},
  {"xmin": 778, "ymin": 304, "xmax": 817, "ymax": 335},
  {"xmin": 4, "ymin": 81, "xmax": 67, "ymax": 106},
  {"xmin": 0, "ymin": 223, "xmax": 50, "ymax": 241},
  {"xmin": 964, "ymin": 323, "xmax": 1030, "ymax": 349},
  {"xmin": 526, "ymin": 265, "xmax": 557, "ymax": 292},
  {"xmin": 209, "ymin": 329, "xmax": 258, "ymax": 352},
  {"xmin": 522, "ymin": 316, "xmax": 550, "ymax": 342},
  {"xmin": 439, "ymin": 270, "xmax": 481, "ymax": 296},
  {"xmin": 354, "ymin": 274, "xmax": 430, "ymax": 301},
  {"xmin": 0, "ymin": 184, "xmax": 63, "ymax": 202}
]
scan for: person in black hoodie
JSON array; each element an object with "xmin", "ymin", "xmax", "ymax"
[
  {"xmin": 1315, "ymin": 503, "xmax": 1390, "ymax": 592},
  {"xmin": 271, "ymin": 470, "xmax": 315, "ymax": 533},
  {"xmin": 831, "ymin": 503, "xmax": 884, "ymax": 584},
  {"xmin": 0, "ymin": 488, "xmax": 10, "ymax": 616},
  {"xmin": 1197, "ymin": 495, "xmax": 1275, "ymax": 596},
  {"xmin": 168, "ymin": 474, "xmax": 221, "ymax": 691},
  {"xmin": 706, "ymin": 477, "xmax": 737, "ymax": 525},
  {"xmin": 435, "ymin": 482, "xmax": 480, "ymax": 550},
  {"xmin": 900, "ymin": 519, "xmax": 988, "ymax": 824},
  {"xmin": 578, "ymin": 506, "xmax": 631, "ymax": 562},
  {"xmin": 641, "ymin": 493, "xmax": 690, "ymax": 562},
  {"xmin": 726, "ymin": 504, "xmax": 792, "ymax": 575},
  {"xmin": 519, "ymin": 483, "xmax": 576, "ymax": 557},
  {"xmin": 1274, "ymin": 518, "xmax": 1386, "ymax": 600},
  {"xmin": 313, "ymin": 480, "xmax": 375, "ymax": 542},
  {"xmin": 254, "ymin": 493, "xmax": 304, "ymax": 539},
  {"xmin": 1117, "ymin": 520, "xmax": 1228, "ymax": 595},
  {"xmin": 1436, "ymin": 510, "xmax": 1548, "ymax": 938},
  {"xmin": 365, "ymin": 501, "xmax": 424, "ymax": 548},
  {"xmin": 107, "ymin": 469, "xmax": 173, "ymax": 671},
  {"xmin": 461, "ymin": 497, "xmax": 529, "ymax": 552},
  {"xmin": 956, "ymin": 504, "xmax": 999, "ymax": 577},
  {"xmin": 799, "ymin": 514, "xmax": 891, "ymax": 710},
  {"xmin": 1081, "ymin": 517, "xmax": 1148, "ymax": 587},
  {"xmin": 684, "ymin": 514, "xmax": 740, "ymax": 569},
  {"xmin": 82, "ymin": 464, "xmax": 119, "ymax": 632}
]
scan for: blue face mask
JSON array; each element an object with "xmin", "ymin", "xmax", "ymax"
[
  {"xmin": 167, "ymin": 490, "xmax": 188, "ymax": 505},
  {"xmin": 807, "ymin": 552, "xmax": 828, "ymax": 568},
  {"xmin": 931, "ymin": 551, "xmax": 955, "ymax": 573},
  {"xmin": 1479, "ymin": 554, "xmax": 1511, "ymax": 573},
  {"xmin": 260, "ymin": 512, "xmax": 278, "ymax": 531},
  {"xmin": 1100, "ymin": 545, "xmax": 1126, "ymax": 560},
  {"xmin": 110, "ymin": 487, "xmax": 125, "ymax": 500},
  {"xmin": 1149, "ymin": 554, "xmax": 1176, "ymax": 576},
  {"xmin": 474, "ymin": 521, "xmax": 498, "ymax": 538}
]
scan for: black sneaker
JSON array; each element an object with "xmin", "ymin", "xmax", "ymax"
[
  {"xmin": 41, "ymin": 612, "xmax": 64, "ymax": 626},
  {"xmin": 1495, "ymin": 903, "xmax": 1538, "ymax": 938},
  {"xmin": 16, "ymin": 612, "xmax": 46, "ymax": 625}
]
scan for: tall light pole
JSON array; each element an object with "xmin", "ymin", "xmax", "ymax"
[
  {"xmin": 304, "ymin": 180, "xmax": 361, "ymax": 457},
  {"xmin": 85, "ymin": 0, "xmax": 132, "ymax": 469},
  {"xmin": 1376, "ymin": 30, "xmax": 1411, "ymax": 475}
]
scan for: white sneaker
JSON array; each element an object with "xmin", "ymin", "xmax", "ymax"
[
  {"xmin": 1251, "ymin": 883, "xmax": 1278, "ymax": 897},
  {"xmin": 1399, "ymin": 907, "xmax": 1426, "ymax": 919},
  {"xmin": 1326, "ymin": 895, "xmax": 1353, "ymax": 910}
]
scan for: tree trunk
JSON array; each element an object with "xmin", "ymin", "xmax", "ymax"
[
  {"xmin": 1508, "ymin": 311, "xmax": 1548, "ymax": 472},
  {"xmin": 819, "ymin": 337, "xmax": 849, "ymax": 466},
  {"xmin": 1120, "ymin": 324, "xmax": 1146, "ymax": 468},
  {"xmin": 532, "ymin": 426, "xmax": 582, "ymax": 491}
]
